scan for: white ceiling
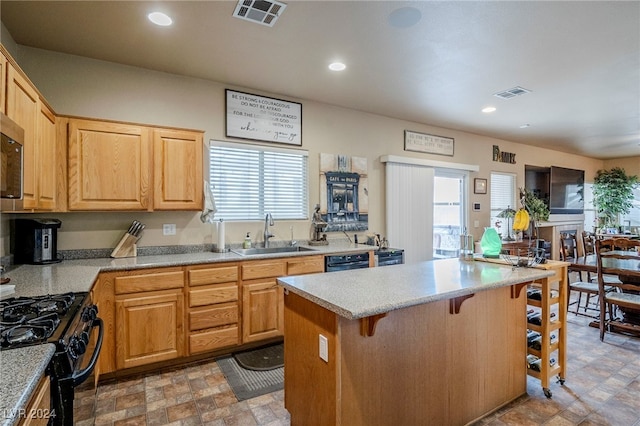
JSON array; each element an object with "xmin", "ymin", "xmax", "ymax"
[{"xmin": 2, "ymin": 1, "xmax": 639, "ymax": 159}]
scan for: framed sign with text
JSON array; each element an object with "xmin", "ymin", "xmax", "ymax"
[
  {"xmin": 226, "ymin": 89, "xmax": 302, "ymax": 146},
  {"xmin": 404, "ymin": 130, "xmax": 454, "ymax": 156},
  {"xmin": 474, "ymin": 178, "xmax": 487, "ymax": 194}
]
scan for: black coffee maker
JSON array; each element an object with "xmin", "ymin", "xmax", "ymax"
[{"xmin": 14, "ymin": 218, "xmax": 62, "ymax": 264}]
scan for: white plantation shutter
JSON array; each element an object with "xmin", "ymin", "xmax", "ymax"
[
  {"xmin": 490, "ymin": 172, "xmax": 516, "ymax": 234},
  {"xmin": 209, "ymin": 141, "xmax": 308, "ymax": 220},
  {"xmin": 491, "ymin": 172, "xmax": 516, "ymax": 213}
]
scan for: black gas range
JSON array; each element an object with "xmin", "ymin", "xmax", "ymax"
[{"xmin": 0, "ymin": 292, "xmax": 103, "ymax": 426}]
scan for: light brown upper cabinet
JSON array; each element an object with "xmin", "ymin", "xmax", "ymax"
[
  {"xmin": 67, "ymin": 118, "xmax": 203, "ymax": 211},
  {"xmin": 153, "ymin": 129, "xmax": 203, "ymax": 210},
  {"xmin": 2, "ymin": 45, "xmax": 59, "ymax": 211},
  {"xmin": 67, "ymin": 118, "xmax": 151, "ymax": 210},
  {"xmin": 36, "ymin": 103, "xmax": 57, "ymax": 210},
  {"xmin": 6, "ymin": 65, "xmax": 38, "ymax": 209},
  {"xmin": 0, "ymin": 49, "xmax": 7, "ymax": 114}
]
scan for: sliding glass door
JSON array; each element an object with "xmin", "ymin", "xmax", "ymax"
[
  {"xmin": 385, "ymin": 160, "xmax": 470, "ymax": 264},
  {"xmin": 433, "ymin": 172, "xmax": 467, "ymax": 259}
]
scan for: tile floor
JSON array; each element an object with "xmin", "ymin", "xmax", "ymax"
[{"xmin": 75, "ymin": 295, "xmax": 640, "ymax": 426}]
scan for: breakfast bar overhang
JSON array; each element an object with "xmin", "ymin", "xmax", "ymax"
[{"xmin": 277, "ymin": 258, "xmax": 556, "ymax": 426}]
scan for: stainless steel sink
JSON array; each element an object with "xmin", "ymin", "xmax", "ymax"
[{"xmin": 231, "ymin": 246, "xmax": 317, "ymax": 256}]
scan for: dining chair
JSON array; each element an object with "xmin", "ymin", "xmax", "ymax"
[
  {"xmin": 595, "ymin": 238, "xmax": 640, "ymax": 341},
  {"xmin": 560, "ymin": 232, "xmax": 602, "ymax": 316}
]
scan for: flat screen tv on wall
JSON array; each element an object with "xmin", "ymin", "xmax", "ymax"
[{"xmin": 549, "ymin": 166, "xmax": 584, "ymax": 214}]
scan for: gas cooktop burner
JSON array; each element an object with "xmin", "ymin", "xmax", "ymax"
[{"xmin": 0, "ymin": 292, "xmax": 77, "ymax": 349}]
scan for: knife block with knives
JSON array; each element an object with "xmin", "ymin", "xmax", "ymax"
[{"xmin": 111, "ymin": 220, "xmax": 145, "ymax": 258}]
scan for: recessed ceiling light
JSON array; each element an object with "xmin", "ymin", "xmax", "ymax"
[
  {"xmin": 482, "ymin": 107, "xmax": 496, "ymax": 113},
  {"xmin": 388, "ymin": 7, "xmax": 422, "ymax": 29},
  {"xmin": 328, "ymin": 62, "xmax": 346, "ymax": 72},
  {"xmin": 519, "ymin": 124, "xmax": 530, "ymax": 128},
  {"xmin": 148, "ymin": 12, "xmax": 173, "ymax": 26}
]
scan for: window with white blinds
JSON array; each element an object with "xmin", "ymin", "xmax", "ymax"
[
  {"xmin": 209, "ymin": 141, "xmax": 309, "ymax": 220},
  {"xmin": 490, "ymin": 172, "xmax": 516, "ymax": 234}
]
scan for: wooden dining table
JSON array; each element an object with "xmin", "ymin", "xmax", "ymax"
[
  {"xmin": 569, "ymin": 251, "xmax": 640, "ymax": 280},
  {"xmin": 569, "ymin": 251, "xmax": 640, "ymax": 327}
]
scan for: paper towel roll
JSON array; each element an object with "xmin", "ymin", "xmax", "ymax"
[{"xmin": 217, "ymin": 219, "xmax": 226, "ymax": 251}]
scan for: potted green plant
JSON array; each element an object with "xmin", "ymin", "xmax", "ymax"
[
  {"xmin": 593, "ymin": 167, "xmax": 638, "ymax": 231},
  {"xmin": 520, "ymin": 187, "xmax": 550, "ymax": 227}
]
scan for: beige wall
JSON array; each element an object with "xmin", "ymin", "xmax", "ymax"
[
  {"xmin": 4, "ymin": 45, "xmax": 615, "ymax": 253},
  {"xmin": 603, "ymin": 157, "xmax": 640, "ymax": 177}
]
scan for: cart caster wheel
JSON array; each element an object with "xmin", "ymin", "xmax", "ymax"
[
  {"xmin": 558, "ymin": 378, "xmax": 565, "ymax": 385},
  {"xmin": 543, "ymin": 388, "xmax": 552, "ymax": 398}
]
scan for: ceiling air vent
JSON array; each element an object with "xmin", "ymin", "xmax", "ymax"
[
  {"xmin": 493, "ymin": 86, "xmax": 532, "ymax": 100},
  {"xmin": 233, "ymin": 0, "xmax": 287, "ymax": 27}
]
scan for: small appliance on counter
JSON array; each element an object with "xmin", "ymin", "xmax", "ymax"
[{"xmin": 13, "ymin": 218, "xmax": 62, "ymax": 264}]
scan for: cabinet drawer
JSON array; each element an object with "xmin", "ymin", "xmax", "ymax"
[
  {"xmin": 189, "ymin": 304, "xmax": 238, "ymax": 331},
  {"xmin": 189, "ymin": 325, "xmax": 239, "ymax": 354},
  {"xmin": 242, "ymin": 261, "xmax": 286, "ymax": 280},
  {"xmin": 287, "ymin": 256, "xmax": 324, "ymax": 275},
  {"xmin": 188, "ymin": 266, "xmax": 238, "ymax": 287},
  {"xmin": 189, "ymin": 284, "xmax": 238, "ymax": 307},
  {"xmin": 115, "ymin": 269, "xmax": 184, "ymax": 294}
]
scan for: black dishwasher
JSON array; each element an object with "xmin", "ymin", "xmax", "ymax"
[
  {"xmin": 324, "ymin": 252, "xmax": 370, "ymax": 272},
  {"xmin": 376, "ymin": 248, "xmax": 405, "ymax": 266}
]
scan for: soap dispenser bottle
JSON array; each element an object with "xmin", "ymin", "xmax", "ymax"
[{"xmin": 243, "ymin": 232, "xmax": 252, "ymax": 249}]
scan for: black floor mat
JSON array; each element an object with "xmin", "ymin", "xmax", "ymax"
[{"xmin": 233, "ymin": 343, "xmax": 284, "ymax": 371}]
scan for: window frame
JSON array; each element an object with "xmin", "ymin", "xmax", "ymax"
[{"xmin": 208, "ymin": 141, "xmax": 309, "ymax": 221}]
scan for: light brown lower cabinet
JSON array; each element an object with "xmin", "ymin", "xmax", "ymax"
[
  {"xmin": 187, "ymin": 264, "xmax": 240, "ymax": 354},
  {"xmin": 241, "ymin": 255, "xmax": 324, "ymax": 344},
  {"xmin": 93, "ymin": 255, "xmax": 324, "ymax": 376},
  {"xmin": 112, "ymin": 267, "xmax": 185, "ymax": 370},
  {"xmin": 17, "ymin": 375, "xmax": 50, "ymax": 426},
  {"xmin": 115, "ymin": 289, "xmax": 185, "ymax": 370},
  {"xmin": 242, "ymin": 279, "xmax": 285, "ymax": 343}
]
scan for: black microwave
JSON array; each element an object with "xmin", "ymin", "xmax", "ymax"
[{"xmin": 1, "ymin": 112, "xmax": 24, "ymax": 211}]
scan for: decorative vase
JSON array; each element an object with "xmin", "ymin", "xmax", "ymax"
[{"xmin": 480, "ymin": 227, "xmax": 502, "ymax": 258}]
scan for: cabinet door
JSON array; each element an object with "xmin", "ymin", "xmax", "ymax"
[
  {"xmin": 115, "ymin": 290, "xmax": 184, "ymax": 369},
  {"xmin": 68, "ymin": 119, "xmax": 151, "ymax": 210},
  {"xmin": 36, "ymin": 102, "xmax": 56, "ymax": 210},
  {"xmin": 153, "ymin": 129, "xmax": 203, "ymax": 210},
  {"xmin": 6, "ymin": 66, "xmax": 38, "ymax": 209},
  {"xmin": 242, "ymin": 279, "xmax": 284, "ymax": 343},
  {"xmin": 18, "ymin": 375, "xmax": 50, "ymax": 426},
  {"xmin": 0, "ymin": 49, "xmax": 7, "ymax": 114}
]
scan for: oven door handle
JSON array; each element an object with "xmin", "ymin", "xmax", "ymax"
[{"xmin": 72, "ymin": 317, "xmax": 104, "ymax": 387}]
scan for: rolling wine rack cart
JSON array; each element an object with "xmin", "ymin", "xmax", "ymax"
[
  {"xmin": 476, "ymin": 256, "xmax": 568, "ymax": 398},
  {"xmin": 525, "ymin": 260, "xmax": 568, "ymax": 398}
]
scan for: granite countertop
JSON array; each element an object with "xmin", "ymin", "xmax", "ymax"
[
  {"xmin": 0, "ymin": 240, "xmax": 380, "ymax": 419},
  {"xmin": 277, "ymin": 257, "xmax": 555, "ymax": 319},
  {"xmin": 0, "ymin": 344, "xmax": 56, "ymax": 426},
  {"xmin": 1, "ymin": 241, "xmax": 373, "ymax": 299}
]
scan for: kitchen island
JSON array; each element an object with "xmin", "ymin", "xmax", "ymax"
[{"xmin": 277, "ymin": 258, "xmax": 555, "ymax": 425}]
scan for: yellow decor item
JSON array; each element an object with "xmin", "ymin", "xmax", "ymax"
[{"xmin": 512, "ymin": 208, "xmax": 530, "ymax": 232}]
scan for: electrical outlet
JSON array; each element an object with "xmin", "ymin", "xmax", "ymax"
[
  {"xmin": 474, "ymin": 220, "xmax": 480, "ymax": 228},
  {"xmin": 163, "ymin": 224, "xmax": 176, "ymax": 235},
  {"xmin": 319, "ymin": 334, "xmax": 328, "ymax": 362}
]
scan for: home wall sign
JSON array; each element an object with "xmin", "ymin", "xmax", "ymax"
[
  {"xmin": 492, "ymin": 145, "xmax": 516, "ymax": 164},
  {"xmin": 404, "ymin": 130, "xmax": 454, "ymax": 156},
  {"xmin": 226, "ymin": 89, "xmax": 302, "ymax": 146}
]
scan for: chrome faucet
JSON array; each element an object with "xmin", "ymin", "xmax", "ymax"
[
  {"xmin": 264, "ymin": 213, "xmax": 275, "ymax": 248},
  {"xmin": 289, "ymin": 225, "xmax": 297, "ymax": 247}
]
